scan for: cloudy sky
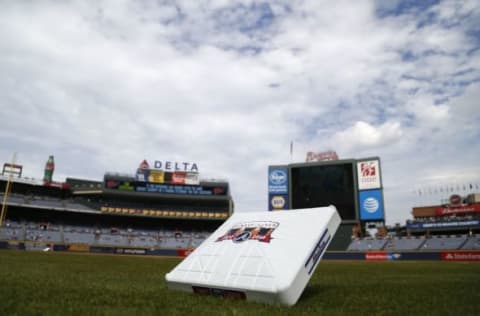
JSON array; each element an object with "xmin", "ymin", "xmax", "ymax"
[{"xmin": 1, "ymin": 0, "xmax": 479, "ymax": 225}]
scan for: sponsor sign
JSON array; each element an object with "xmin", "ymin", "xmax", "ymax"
[
  {"xmin": 269, "ymin": 194, "xmax": 288, "ymax": 211},
  {"xmin": 268, "ymin": 166, "xmax": 288, "ymax": 194},
  {"xmin": 67, "ymin": 244, "xmax": 90, "ymax": 252},
  {"xmin": 135, "ymin": 183, "xmax": 227, "ymax": 196},
  {"xmin": 407, "ymin": 220, "xmax": 480, "ymax": 230},
  {"xmin": 172, "ymin": 172, "xmax": 186, "ymax": 184},
  {"xmin": 435, "ymin": 204, "xmax": 480, "ymax": 216},
  {"xmin": 136, "ymin": 169, "xmax": 150, "ymax": 182},
  {"xmin": 185, "ymin": 172, "xmax": 200, "ymax": 185},
  {"xmin": 357, "ymin": 159, "xmax": 381, "ymax": 190},
  {"xmin": 215, "ymin": 221, "xmax": 279, "ymax": 243},
  {"xmin": 359, "ymin": 189, "xmax": 384, "ymax": 221},
  {"xmin": 148, "ymin": 170, "xmax": 164, "ymax": 183},
  {"xmin": 306, "ymin": 151, "xmax": 338, "ymax": 162},
  {"xmin": 115, "ymin": 248, "xmax": 147, "ymax": 255},
  {"xmin": 365, "ymin": 252, "xmax": 402, "ymax": 261},
  {"xmin": 153, "ymin": 160, "xmax": 198, "ymax": 172},
  {"xmin": 177, "ymin": 249, "xmax": 194, "ymax": 257},
  {"xmin": 441, "ymin": 251, "xmax": 480, "ymax": 261}
]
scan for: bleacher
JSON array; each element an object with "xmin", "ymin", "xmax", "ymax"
[
  {"xmin": 383, "ymin": 237, "xmax": 426, "ymax": 251},
  {"xmin": 0, "ymin": 220, "xmax": 209, "ymax": 250},
  {"xmin": 347, "ymin": 238, "xmax": 387, "ymax": 251},
  {"xmin": 461, "ymin": 235, "xmax": 480, "ymax": 250},
  {"xmin": 347, "ymin": 235, "xmax": 480, "ymax": 251},
  {"xmin": 419, "ymin": 235, "xmax": 467, "ymax": 251}
]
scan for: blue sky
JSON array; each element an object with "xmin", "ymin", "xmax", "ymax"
[{"xmin": 0, "ymin": 0, "xmax": 479, "ymax": 225}]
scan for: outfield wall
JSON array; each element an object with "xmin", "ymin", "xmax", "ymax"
[{"xmin": 1, "ymin": 240, "xmax": 480, "ymax": 261}]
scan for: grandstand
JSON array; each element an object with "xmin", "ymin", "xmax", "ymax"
[
  {"xmin": 0, "ymin": 159, "xmax": 233, "ymax": 255},
  {"xmin": 346, "ymin": 192, "xmax": 480, "ymax": 252}
]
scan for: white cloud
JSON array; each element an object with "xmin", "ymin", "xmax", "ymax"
[{"xmin": 331, "ymin": 121, "xmax": 404, "ymax": 153}]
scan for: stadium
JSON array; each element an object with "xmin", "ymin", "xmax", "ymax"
[
  {"xmin": 0, "ymin": 158, "xmax": 233, "ymax": 256},
  {"xmin": 1, "ymin": 155, "xmax": 479, "ymax": 314}
]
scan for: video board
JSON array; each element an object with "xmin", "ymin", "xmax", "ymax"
[{"xmin": 290, "ymin": 162, "xmax": 357, "ymax": 221}]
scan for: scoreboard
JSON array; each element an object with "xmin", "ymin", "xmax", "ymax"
[
  {"xmin": 268, "ymin": 157, "xmax": 385, "ymax": 223},
  {"xmin": 290, "ymin": 161, "xmax": 357, "ymax": 221}
]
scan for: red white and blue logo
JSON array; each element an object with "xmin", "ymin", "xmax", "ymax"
[{"xmin": 215, "ymin": 221, "xmax": 279, "ymax": 243}]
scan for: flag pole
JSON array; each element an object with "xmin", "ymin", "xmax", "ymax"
[{"xmin": 290, "ymin": 141, "xmax": 293, "ymax": 163}]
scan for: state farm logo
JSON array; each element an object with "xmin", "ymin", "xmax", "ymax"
[
  {"xmin": 361, "ymin": 162, "xmax": 376, "ymax": 177},
  {"xmin": 269, "ymin": 169, "xmax": 287, "ymax": 185},
  {"xmin": 357, "ymin": 160, "xmax": 381, "ymax": 190}
]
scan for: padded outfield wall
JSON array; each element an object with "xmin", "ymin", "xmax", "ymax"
[{"xmin": 1, "ymin": 241, "xmax": 479, "ymax": 261}]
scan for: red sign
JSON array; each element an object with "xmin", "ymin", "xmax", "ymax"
[
  {"xmin": 138, "ymin": 159, "xmax": 150, "ymax": 170},
  {"xmin": 306, "ymin": 151, "xmax": 338, "ymax": 162},
  {"xmin": 435, "ymin": 204, "xmax": 480, "ymax": 216},
  {"xmin": 441, "ymin": 251, "xmax": 480, "ymax": 261},
  {"xmin": 172, "ymin": 172, "xmax": 186, "ymax": 184},
  {"xmin": 361, "ymin": 163, "xmax": 376, "ymax": 177},
  {"xmin": 177, "ymin": 249, "xmax": 193, "ymax": 257},
  {"xmin": 365, "ymin": 252, "xmax": 387, "ymax": 261}
]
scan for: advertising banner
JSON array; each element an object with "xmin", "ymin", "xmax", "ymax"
[
  {"xmin": 435, "ymin": 204, "xmax": 480, "ymax": 216},
  {"xmin": 149, "ymin": 170, "xmax": 165, "ymax": 184},
  {"xmin": 357, "ymin": 159, "xmax": 381, "ymax": 190},
  {"xmin": 172, "ymin": 172, "xmax": 186, "ymax": 184},
  {"xmin": 359, "ymin": 189, "xmax": 384, "ymax": 221},
  {"xmin": 365, "ymin": 252, "xmax": 403, "ymax": 261},
  {"xmin": 177, "ymin": 249, "xmax": 194, "ymax": 257},
  {"xmin": 306, "ymin": 151, "xmax": 338, "ymax": 162},
  {"xmin": 136, "ymin": 169, "xmax": 150, "ymax": 182},
  {"xmin": 407, "ymin": 220, "xmax": 480, "ymax": 230},
  {"xmin": 135, "ymin": 183, "xmax": 226, "ymax": 196},
  {"xmin": 268, "ymin": 166, "xmax": 288, "ymax": 194},
  {"xmin": 441, "ymin": 251, "xmax": 480, "ymax": 261},
  {"xmin": 269, "ymin": 194, "xmax": 289, "ymax": 211},
  {"xmin": 185, "ymin": 172, "xmax": 200, "ymax": 185}
]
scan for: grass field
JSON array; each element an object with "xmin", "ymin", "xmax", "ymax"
[{"xmin": 0, "ymin": 250, "xmax": 479, "ymax": 316}]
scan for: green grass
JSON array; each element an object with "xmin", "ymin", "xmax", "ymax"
[{"xmin": 0, "ymin": 250, "xmax": 479, "ymax": 316}]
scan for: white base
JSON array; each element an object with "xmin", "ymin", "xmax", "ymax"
[{"xmin": 165, "ymin": 206, "xmax": 341, "ymax": 306}]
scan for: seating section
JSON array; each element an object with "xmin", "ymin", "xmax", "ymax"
[
  {"xmin": 0, "ymin": 220, "xmax": 211, "ymax": 250},
  {"xmin": 348, "ymin": 235, "xmax": 479, "ymax": 251},
  {"xmin": 2, "ymin": 218, "xmax": 478, "ymax": 252},
  {"xmin": 420, "ymin": 235, "xmax": 467, "ymax": 251},
  {"xmin": 383, "ymin": 237, "xmax": 426, "ymax": 251},
  {"xmin": 461, "ymin": 236, "xmax": 480, "ymax": 250},
  {"xmin": 347, "ymin": 238, "xmax": 387, "ymax": 251}
]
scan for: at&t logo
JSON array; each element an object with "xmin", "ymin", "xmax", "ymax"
[{"xmin": 364, "ymin": 197, "xmax": 379, "ymax": 213}]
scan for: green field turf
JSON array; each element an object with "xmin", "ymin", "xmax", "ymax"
[{"xmin": 0, "ymin": 250, "xmax": 479, "ymax": 316}]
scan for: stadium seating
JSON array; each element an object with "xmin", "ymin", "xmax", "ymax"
[
  {"xmin": 461, "ymin": 235, "xmax": 480, "ymax": 250},
  {"xmin": 346, "ymin": 238, "xmax": 387, "ymax": 251},
  {"xmin": 0, "ymin": 219, "xmax": 210, "ymax": 250},
  {"xmin": 382, "ymin": 237, "xmax": 426, "ymax": 251},
  {"xmin": 420, "ymin": 235, "xmax": 467, "ymax": 250},
  {"xmin": 346, "ymin": 234, "xmax": 480, "ymax": 251}
]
